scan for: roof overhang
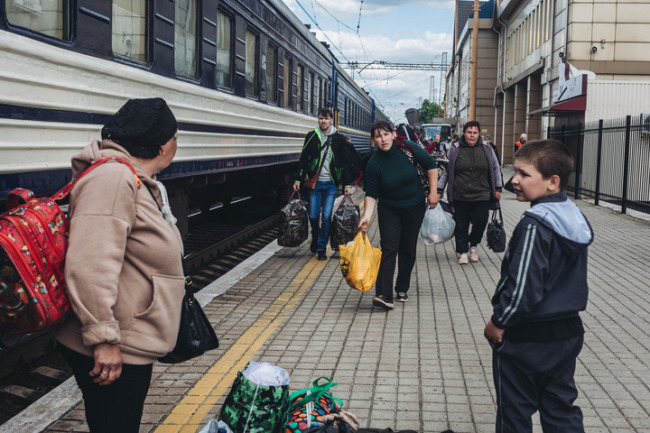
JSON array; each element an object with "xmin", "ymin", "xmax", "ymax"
[
  {"xmin": 529, "ymin": 74, "xmax": 588, "ymax": 117},
  {"xmin": 528, "ymin": 96, "xmax": 587, "ymax": 117}
]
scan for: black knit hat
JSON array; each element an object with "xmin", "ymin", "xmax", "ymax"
[{"xmin": 101, "ymin": 98, "xmax": 177, "ymax": 150}]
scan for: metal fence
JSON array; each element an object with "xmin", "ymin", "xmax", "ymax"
[{"xmin": 548, "ymin": 114, "xmax": 650, "ymax": 214}]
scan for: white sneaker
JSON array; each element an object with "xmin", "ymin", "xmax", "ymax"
[
  {"xmin": 469, "ymin": 247, "xmax": 479, "ymax": 262},
  {"xmin": 458, "ymin": 253, "xmax": 469, "ymax": 265}
]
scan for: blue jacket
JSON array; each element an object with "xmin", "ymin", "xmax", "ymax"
[{"xmin": 491, "ymin": 191, "xmax": 594, "ymax": 341}]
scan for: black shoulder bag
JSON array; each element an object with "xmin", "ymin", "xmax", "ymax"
[
  {"xmin": 144, "ymin": 185, "xmax": 219, "ymax": 364},
  {"xmin": 158, "ymin": 273, "xmax": 219, "ymax": 363}
]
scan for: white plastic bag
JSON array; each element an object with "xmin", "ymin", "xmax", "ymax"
[
  {"xmin": 420, "ymin": 205, "xmax": 455, "ymax": 245},
  {"xmin": 198, "ymin": 419, "xmax": 234, "ymax": 433},
  {"xmin": 242, "ymin": 361, "xmax": 290, "ymax": 386}
]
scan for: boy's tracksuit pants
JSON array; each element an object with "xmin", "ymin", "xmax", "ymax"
[{"xmin": 491, "ymin": 335, "xmax": 585, "ymax": 432}]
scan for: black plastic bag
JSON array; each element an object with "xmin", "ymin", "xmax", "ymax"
[
  {"xmin": 278, "ymin": 191, "xmax": 309, "ymax": 247},
  {"xmin": 330, "ymin": 196, "xmax": 360, "ymax": 251},
  {"xmin": 486, "ymin": 208, "xmax": 507, "ymax": 252}
]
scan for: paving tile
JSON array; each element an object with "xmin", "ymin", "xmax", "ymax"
[{"xmin": 42, "ymin": 179, "xmax": 650, "ymax": 433}]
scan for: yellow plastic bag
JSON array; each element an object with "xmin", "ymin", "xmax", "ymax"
[{"xmin": 339, "ymin": 231, "xmax": 382, "ymax": 292}]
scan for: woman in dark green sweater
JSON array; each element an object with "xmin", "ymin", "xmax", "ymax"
[{"xmin": 359, "ymin": 121, "xmax": 439, "ymax": 310}]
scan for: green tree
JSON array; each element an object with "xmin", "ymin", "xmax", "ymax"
[{"xmin": 419, "ymin": 99, "xmax": 441, "ymax": 123}]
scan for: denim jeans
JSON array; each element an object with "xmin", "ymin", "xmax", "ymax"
[{"xmin": 308, "ymin": 181, "xmax": 338, "ymax": 252}]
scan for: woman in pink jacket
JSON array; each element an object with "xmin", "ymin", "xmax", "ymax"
[{"xmin": 57, "ymin": 98, "xmax": 185, "ymax": 433}]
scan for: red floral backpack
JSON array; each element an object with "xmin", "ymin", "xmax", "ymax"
[{"xmin": 0, "ymin": 157, "xmax": 140, "ymax": 335}]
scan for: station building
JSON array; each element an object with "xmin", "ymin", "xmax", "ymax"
[{"xmin": 446, "ymin": 0, "xmax": 650, "ymax": 165}]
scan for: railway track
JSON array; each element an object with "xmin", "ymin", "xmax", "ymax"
[{"xmin": 0, "ymin": 209, "xmax": 281, "ymax": 425}]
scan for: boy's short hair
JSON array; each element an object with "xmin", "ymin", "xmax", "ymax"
[
  {"xmin": 318, "ymin": 108, "xmax": 333, "ymax": 118},
  {"xmin": 370, "ymin": 120, "xmax": 392, "ymax": 138},
  {"xmin": 515, "ymin": 139, "xmax": 574, "ymax": 190}
]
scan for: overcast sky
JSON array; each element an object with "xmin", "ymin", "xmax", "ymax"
[{"xmin": 281, "ymin": 0, "xmax": 455, "ymax": 123}]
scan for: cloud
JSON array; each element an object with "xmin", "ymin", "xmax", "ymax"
[
  {"xmin": 283, "ymin": 0, "xmax": 455, "ymax": 17},
  {"xmin": 314, "ymin": 29, "xmax": 452, "ymax": 66},
  {"xmin": 281, "ymin": 0, "xmax": 454, "ymax": 122}
]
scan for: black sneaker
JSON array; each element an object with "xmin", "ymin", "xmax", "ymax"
[
  {"xmin": 396, "ymin": 292, "xmax": 409, "ymax": 302},
  {"xmin": 372, "ymin": 296, "xmax": 394, "ymax": 310},
  {"xmin": 310, "ymin": 237, "xmax": 318, "ymax": 253},
  {"xmin": 317, "ymin": 251, "xmax": 327, "ymax": 260}
]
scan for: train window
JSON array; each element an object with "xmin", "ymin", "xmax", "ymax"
[
  {"xmin": 216, "ymin": 11, "xmax": 233, "ymax": 89},
  {"xmin": 317, "ymin": 78, "xmax": 322, "ymax": 109},
  {"xmin": 296, "ymin": 65, "xmax": 303, "ymax": 112},
  {"xmin": 174, "ymin": 0, "xmax": 199, "ymax": 79},
  {"xmin": 113, "ymin": 0, "xmax": 149, "ymax": 63},
  {"xmin": 5, "ymin": 0, "xmax": 72, "ymax": 41},
  {"xmin": 245, "ymin": 30, "xmax": 258, "ymax": 97},
  {"xmin": 266, "ymin": 45, "xmax": 277, "ymax": 103},
  {"xmin": 283, "ymin": 55, "xmax": 291, "ymax": 109},
  {"xmin": 308, "ymin": 72, "xmax": 314, "ymax": 114}
]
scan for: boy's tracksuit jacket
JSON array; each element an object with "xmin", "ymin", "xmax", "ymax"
[{"xmin": 491, "ymin": 191, "xmax": 594, "ymax": 341}]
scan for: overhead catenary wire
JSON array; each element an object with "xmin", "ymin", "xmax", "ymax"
[
  {"xmin": 293, "ymin": 0, "xmax": 383, "ymax": 104},
  {"xmin": 356, "ymin": 1, "xmax": 363, "ymax": 33}
]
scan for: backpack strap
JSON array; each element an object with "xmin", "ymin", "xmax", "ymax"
[{"xmin": 50, "ymin": 156, "xmax": 141, "ymax": 202}]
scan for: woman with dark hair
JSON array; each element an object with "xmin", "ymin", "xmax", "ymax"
[
  {"xmin": 359, "ymin": 121, "xmax": 438, "ymax": 310},
  {"xmin": 57, "ymin": 98, "xmax": 185, "ymax": 433},
  {"xmin": 437, "ymin": 120, "xmax": 502, "ymax": 264}
]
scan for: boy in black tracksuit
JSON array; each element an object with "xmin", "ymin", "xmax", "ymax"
[{"xmin": 484, "ymin": 139, "xmax": 594, "ymax": 433}]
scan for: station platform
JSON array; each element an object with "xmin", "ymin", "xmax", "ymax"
[{"xmin": 5, "ymin": 169, "xmax": 650, "ymax": 433}]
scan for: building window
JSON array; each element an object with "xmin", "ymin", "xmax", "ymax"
[
  {"xmin": 296, "ymin": 65, "xmax": 303, "ymax": 111},
  {"xmin": 266, "ymin": 45, "xmax": 278, "ymax": 103},
  {"xmin": 283, "ymin": 55, "xmax": 292, "ymax": 108},
  {"xmin": 175, "ymin": 0, "xmax": 198, "ymax": 79},
  {"xmin": 245, "ymin": 30, "xmax": 258, "ymax": 97},
  {"xmin": 216, "ymin": 11, "xmax": 233, "ymax": 89},
  {"xmin": 5, "ymin": 0, "xmax": 72, "ymax": 40},
  {"xmin": 112, "ymin": 0, "xmax": 148, "ymax": 63}
]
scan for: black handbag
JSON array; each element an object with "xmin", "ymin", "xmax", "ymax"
[
  {"xmin": 158, "ymin": 276, "xmax": 219, "ymax": 363},
  {"xmin": 486, "ymin": 208, "xmax": 507, "ymax": 253}
]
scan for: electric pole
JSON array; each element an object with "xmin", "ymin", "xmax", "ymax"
[
  {"xmin": 440, "ymin": 52, "xmax": 447, "ymax": 104},
  {"xmin": 469, "ymin": 0, "xmax": 481, "ymax": 120}
]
